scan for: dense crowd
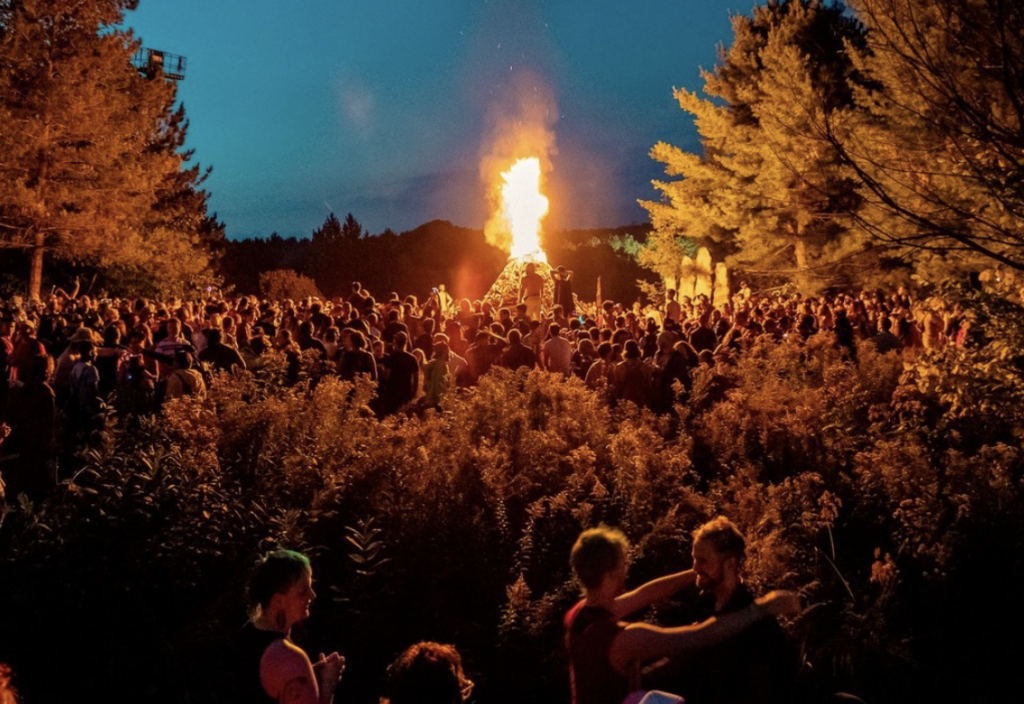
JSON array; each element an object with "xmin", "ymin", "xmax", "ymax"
[
  {"xmin": 1, "ymin": 270, "xmax": 970, "ymax": 704},
  {"xmin": 0, "ymin": 272, "xmax": 971, "ymax": 509}
]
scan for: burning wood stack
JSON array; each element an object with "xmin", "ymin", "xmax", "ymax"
[{"xmin": 484, "ymin": 257, "xmax": 555, "ymax": 311}]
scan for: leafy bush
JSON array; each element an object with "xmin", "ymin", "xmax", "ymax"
[{"xmin": 258, "ymin": 268, "xmax": 322, "ymax": 301}]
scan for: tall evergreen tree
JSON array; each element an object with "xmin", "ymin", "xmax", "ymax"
[
  {"xmin": 642, "ymin": 0, "xmax": 869, "ymax": 289},
  {"xmin": 0, "ymin": 0, "xmax": 218, "ymax": 298},
  {"xmin": 312, "ymin": 212, "xmax": 343, "ymax": 245},
  {"xmin": 827, "ymin": 0, "xmax": 1024, "ymax": 275},
  {"xmin": 341, "ymin": 212, "xmax": 364, "ymax": 241}
]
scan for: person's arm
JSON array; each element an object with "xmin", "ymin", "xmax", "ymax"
[
  {"xmin": 142, "ymin": 347, "xmax": 174, "ymax": 366},
  {"xmin": 267, "ymin": 645, "xmax": 318, "ymax": 704},
  {"xmin": 312, "ymin": 652, "xmax": 344, "ymax": 704},
  {"xmin": 608, "ymin": 590, "xmax": 801, "ymax": 675},
  {"xmin": 232, "ymin": 348, "xmax": 247, "ymax": 372},
  {"xmin": 610, "ymin": 569, "xmax": 696, "ymax": 619},
  {"xmin": 261, "ymin": 640, "xmax": 342, "ymax": 704},
  {"xmin": 367, "ymin": 353, "xmax": 378, "ymax": 383}
]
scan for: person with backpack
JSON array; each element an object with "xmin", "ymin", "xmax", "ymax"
[{"xmin": 164, "ymin": 350, "xmax": 206, "ymax": 401}]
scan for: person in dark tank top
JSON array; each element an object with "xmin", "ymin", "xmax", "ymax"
[{"xmin": 240, "ymin": 550, "xmax": 345, "ymax": 704}]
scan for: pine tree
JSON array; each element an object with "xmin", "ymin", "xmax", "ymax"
[
  {"xmin": 641, "ymin": 0, "xmax": 870, "ymax": 290},
  {"xmin": 828, "ymin": 0, "xmax": 1024, "ymax": 275},
  {"xmin": 0, "ymin": 0, "xmax": 218, "ymax": 298},
  {"xmin": 341, "ymin": 212, "xmax": 364, "ymax": 241},
  {"xmin": 312, "ymin": 212, "xmax": 343, "ymax": 245}
]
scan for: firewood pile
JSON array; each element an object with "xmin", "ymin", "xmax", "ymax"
[{"xmin": 484, "ymin": 257, "xmax": 555, "ymax": 311}]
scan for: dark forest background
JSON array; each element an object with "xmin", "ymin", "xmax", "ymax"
[
  {"xmin": 218, "ymin": 216, "xmax": 656, "ymax": 305},
  {"xmin": 0, "ymin": 216, "xmax": 657, "ymax": 307}
]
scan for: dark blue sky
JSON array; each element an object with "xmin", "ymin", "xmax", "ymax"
[{"xmin": 127, "ymin": 0, "xmax": 744, "ymax": 240}]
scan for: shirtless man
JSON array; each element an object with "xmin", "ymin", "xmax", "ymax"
[{"xmin": 520, "ymin": 263, "xmax": 545, "ymax": 321}]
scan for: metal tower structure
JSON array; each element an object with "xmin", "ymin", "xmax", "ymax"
[{"xmin": 132, "ymin": 47, "xmax": 187, "ymax": 81}]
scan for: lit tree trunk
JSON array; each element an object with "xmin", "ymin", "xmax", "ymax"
[
  {"xmin": 794, "ymin": 238, "xmax": 808, "ymax": 270},
  {"xmin": 29, "ymin": 117, "xmax": 52, "ymax": 302},
  {"xmin": 29, "ymin": 230, "xmax": 45, "ymax": 301},
  {"xmin": 793, "ymin": 226, "xmax": 811, "ymax": 290}
]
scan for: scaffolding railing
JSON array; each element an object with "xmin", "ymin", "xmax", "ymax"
[{"xmin": 132, "ymin": 47, "xmax": 186, "ymax": 81}]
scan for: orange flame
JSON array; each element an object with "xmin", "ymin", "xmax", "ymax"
[{"xmin": 498, "ymin": 157, "xmax": 548, "ymax": 263}]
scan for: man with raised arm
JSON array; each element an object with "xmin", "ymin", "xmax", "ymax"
[{"xmin": 565, "ymin": 525, "xmax": 801, "ymax": 704}]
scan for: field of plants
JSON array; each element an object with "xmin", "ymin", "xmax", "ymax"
[{"xmin": 2, "ymin": 286, "xmax": 1023, "ymax": 704}]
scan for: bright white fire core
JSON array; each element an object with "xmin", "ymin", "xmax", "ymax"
[{"xmin": 500, "ymin": 157, "xmax": 549, "ymax": 263}]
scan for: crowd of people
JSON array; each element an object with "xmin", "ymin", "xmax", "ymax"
[
  {"xmin": 0, "ymin": 271, "xmax": 970, "ymax": 513},
  {"xmin": 0, "ymin": 268, "xmax": 935, "ymax": 703}
]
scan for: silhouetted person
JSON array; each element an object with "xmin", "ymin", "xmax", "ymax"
[
  {"xmin": 688, "ymin": 313, "xmax": 718, "ymax": 355},
  {"xmin": 872, "ymin": 316, "xmax": 900, "ymax": 355},
  {"xmin": 4, "ymin": 355, "xmax": 56, "ymax": 500},
  {"xmin": 383, "ymin": 309, "xmax": 409, "ymax": 345},
  {"xmin": 200, "ymin": 328, "xmax": 247, "ymax": 374},
  {"xmin": 414, "ymin": 318, "xmax": 436, "ymax": 359},
  {"xmin": 612, "ymin": 340, "xmax": 652, "ymax": 408},
  {"xmin": 465, "ymin": 331, "xmax": 501, "ymax": 384},
  {"xmin": 340, "ymin": 330, "xmax": 377, "ymax": 382},
  {"xmin": 554, "ymin": 265, "xmax": 576, "ymax": 316},
  {"xmin": 499, "ymin": 329, "xmax": 536, "ymax": 371},
  {"xmin": 834, "ymin": 309, "xmax": 857, "ymax": 362},
  {"xmin": 381, "ymin": 331, "xmax": 419, "ymax": 413},
  {"xmin": 422, "ymin": 340, "xmax": 450, "ymax": 407},
  {"xmin": 296, "ymin": 320, "xmax": 327, "ymax": 358},
  {"xmin": 165, "ymin": 350, "xmax": 206, "ymax": 401}
]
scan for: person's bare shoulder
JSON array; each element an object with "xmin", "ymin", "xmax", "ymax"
[{"xmin": 260, "ymin": 638, "xmax": 316, "ymax": 702}]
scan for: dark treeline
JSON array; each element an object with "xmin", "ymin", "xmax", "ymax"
[{"xmin": 219, "ymin": 215, "xmax": 655, "ymax": 304}]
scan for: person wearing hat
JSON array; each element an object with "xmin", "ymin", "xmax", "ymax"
[
  {"xmin": 52, "ymin": 327, "xmax": 98, "ymax": 405},
  {"xmin": 164, "ymin": 350, "xmax": 206, "ymax": 401},
  {"xmin": 554, "ymin": 265, "xmax": 575, "ymax": 317}
]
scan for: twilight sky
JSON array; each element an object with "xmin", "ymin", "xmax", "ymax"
[{"xmin": 126, "ymin": 0, "xmax": 744, "ymax": 240}]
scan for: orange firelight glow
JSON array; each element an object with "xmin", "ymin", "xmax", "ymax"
[{"xmin": 498, "ymin": 157, "xmax": 549, "ymax": 263}]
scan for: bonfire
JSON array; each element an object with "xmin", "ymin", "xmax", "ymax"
[{"xmin": 484, "ymin": 158, "xmax": 555, "ymax": 310}]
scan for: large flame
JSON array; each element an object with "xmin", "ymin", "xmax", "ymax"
[{"xmin": 499, "ymin": 157, "xmax": 548, "ymax": 263}]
